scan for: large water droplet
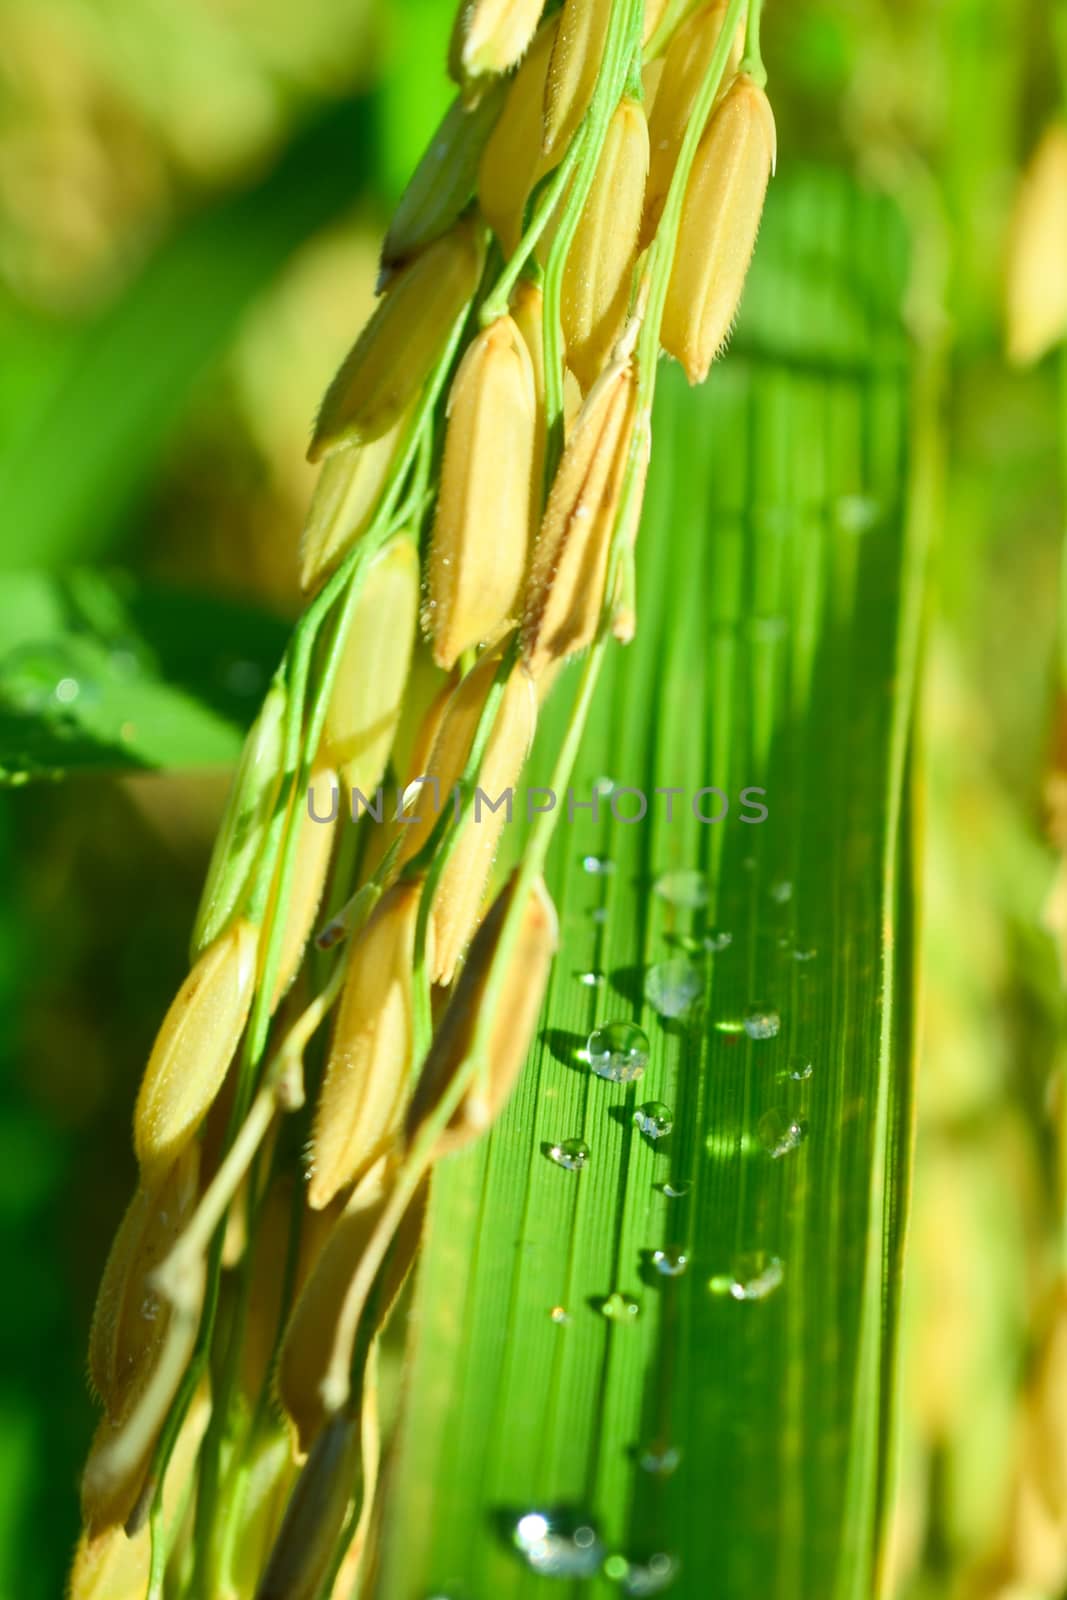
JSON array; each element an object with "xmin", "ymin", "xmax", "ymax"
[
  {"xmin": 600, "ymin": 1291, "xmax": 641, "ymax": 1323},
  {"xmin": 634, "ymin": 1102, "xmax": 673, "ymax": 1140},
  {"xmin": 587, "ymin": 1022, "xmax": 649, "ymax": 1083},
  {"xmin": 547, "ymin": 1138, "xmax": 590, "ymax": 1172},
  {"xmin": 653, "ymin": 870, "xmax": 708, "ymax": 909},
  {"xmin": 652, "ymin": 1247, "xmax": 688, "ymax": 1278},
  {"xmin": 758, "ymin": 1109, "xmax": 808, "ymax": 1159},
  {"xmin": 709, "ymin": 1251, "xmax": 784, "ymax": 1302},
  {"xmin": 645, "ymin": 959, "xmax": 702, "ymax": 1020},
  {"xmin": 743, "ymin": 1005, "xmax": 780, "ymax": 1041},
  {"xmin": 512, "ymin": 1510, "xmax": 604, "ymax": 1578}
]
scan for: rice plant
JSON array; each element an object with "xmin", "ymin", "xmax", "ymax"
[{"xmin": 2, "ymin": 0, "xmax": 1066, "ymax": 1597}]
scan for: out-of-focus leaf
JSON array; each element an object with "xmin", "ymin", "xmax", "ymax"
[
  {"xmin": 0, "ymin": 95, "xmax": 376, "ymax": 571},
  {"xmin": 0, "ymin": 570, "xmax": 287, "ymax": 783},
  {"xmin": 372, "ymin": 169, "xmax": 923, "ymax": 1600}
]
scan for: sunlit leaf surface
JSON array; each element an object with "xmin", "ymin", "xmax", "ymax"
[{"xmin": 372, "ymin": 169, "xmax": 921, "ymax": 1600}]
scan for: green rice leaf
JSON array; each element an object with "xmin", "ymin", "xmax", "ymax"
[
  {"xmin": 371, "ymin": 167, "xmax": 924, "ymax": 1600},
  {"xmin": 0, "ymin": 570, "xmax": 287, "ymax": 782}
]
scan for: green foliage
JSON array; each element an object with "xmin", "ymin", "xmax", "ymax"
[
  {"xmin": 0, "ymin": 570, "xmax": 287, "ymax": 782},
  {"xmin": 373, "ymin": 170, "xmax": 922, "ymax": 1599},
  {"xmin": 0, "ymin": 95, "xmax": 377, "ymax": 571}
]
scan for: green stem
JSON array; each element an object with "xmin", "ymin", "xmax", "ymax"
[
  {"xmin": 740, "ymin": 0, "xmax": 765, "ymax": 83},
  {"xmin": 149, "ymin": 307, "xmax": 472, "ymax": 1591},
  {"xmin": 479, "ymin": 139, "xmax": 586, "ymax": 326},
  {"xmin": 542, "ymin": 0, "xmax": 644, "ymax": 480},
  {"xmin": 643, "ymin": 0, "xmax": 690, "ymax": 63}
]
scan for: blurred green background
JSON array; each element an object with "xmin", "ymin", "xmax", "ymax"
[{"xmin": 0, "ymin": 1, "xmax": 1063, "ymax": 1596}]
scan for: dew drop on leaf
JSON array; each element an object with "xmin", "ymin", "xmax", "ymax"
[
  {"xmin": 743, "ymin": 1005, "xmax": 781, "ymax": 1041},
  {"xmin": 657, "ymin": 1180, "xmax": 691, "ymax": 1199},
  {"xmin": 645, "ymin": 959, "xmax": 702, "ymax": 1019},
  {"xmin": 634, "ymin": 1102, "xmax": 673, "ymax": 1140},
  {"xmin": 512, "ymin": 1510, "xmax": 604, "ymax": 1577},
  {"xmin": 547, "ymin": 1138, "xmax": 590, "ymax": 1172},
  {"xmin": 639, "ymin": 1443, "xmax": 681, "ymax": 1476},
  {"xmin": 709, "ymin": 1251, "xmax": 784, "ymax": 1302},
  {"xmin": 786, "ymin": 1056, "xmax": 813, "ymax": 1081},
  {"xmin": 600, "ymin": 1291, "xmax": 641, "ymax": 1322},
  {"xmin": 653, "ymin": 869, "xmax": 708, "ymax": 909},
  {"xmin": 652, "ymin": 1246, "xmax": 689, "ymax": 1277},
  {"xmin": 587, "ymin": 1022, "xmax": 649, "ymax": 1083},
  {"xmin": 615, "ymin": 1552, "xmax": 680, "ymax": 1595},
  {"xmin": 758, "ymin": 1109, "xmax": 808, "ymax": 1159}
]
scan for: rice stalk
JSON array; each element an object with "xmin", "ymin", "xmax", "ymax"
[{"xmin": 72, "ymin": 1, "xmax": 777, "ymax": 1595}]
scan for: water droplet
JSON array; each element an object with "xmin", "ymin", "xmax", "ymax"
[
  {"xmin": 512, "ymin": 1510, "xmax": 604, "ymax": 1577},
  {"xmin": 611, "ymin": 1552, "xmax": 679, "ymax": 1595},
  {"xmin": 709, "ymin": 1251, "xmax": 784, "ymax": 1302},
  {"xmin": 587, "ymin": 1022, "xmax": 649, "ymax": 1083},
  {"xmin": 657, "ymin": 1180, "xmax": 691, "ymax": 1199},
  {"xmin": 577, "ymin": 969, "xmax": 605, "ymax": 988},
  {"xmin": 639, "ymin": 1443, "xmax": 681, "ymax": 1476},
  {"xmin": 704, "ymin": 929, "xmax": 733, "ymax": 952},
  {"xmin": 634, "ymin": 1102, "xmax": 673, "ymax": 1140},
  {"xmin": 140, "ymin": 1293, "xmax": 159, "ymax": 1322},
  {"xmin": 54, "ymin": 676, "xmax": 80, "ymax": 704},
  {"xmin": 653, "ymin": 870, "xmax": 708, "ymax": 909},
  {"xmin": 758, "ymin": 1109, "xmax": 808, "ymax": 1159},
  {"xmin": 550, "ymin": 1305, "xmax": 570, "ymax": 1324},
  {"xmin": 591, "ymin": 906, "xmax": 609, "ymax": 924},
  {"xmin": 593, "ymin": 776, "xmax": 615, "ymax": 796},
  {"xmin": 770, "ymin": 879, "xmax": 793, "ymax": 904},
  {"xmin": 645, "ymin": 959, "xmax": 702, "ymax": 1020},
  {"xmin": 652, "ymin": 1246, "xmax": 688, "ymax": 1277},
  {"xmin": 786, "ymin": 1056, "xmax": 813, "ymax": 1081},
  {"xmin": 600, "ymin": 1291, "xmax": 641, "ymax": 1322},
  {"xmin": 583, "ymin": 855, "xmax": 615, "ymax": 876},
  {"xmin": 743, "ymin": 1005, "xmax": 780, "ymax": 1041},
  {"xmin": 793, "ymin": 947, "xmax": 817, "ymax": 963},
  {"xmin": 547, "ymin": 1138, "xmax": 590, "ymax": 1172}
]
